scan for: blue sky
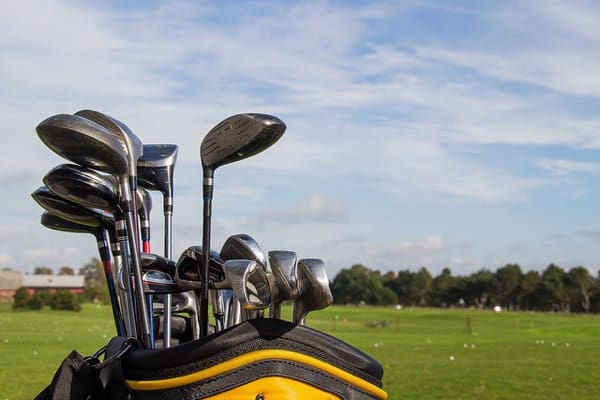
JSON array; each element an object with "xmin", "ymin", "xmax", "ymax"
[{"xmin": 1, "ymin": 0, "xmax": 600, "ymax": 278}]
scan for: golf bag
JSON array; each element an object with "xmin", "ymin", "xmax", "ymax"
[{"xmin": 36, "ymin": 319, "xmax": 387, "ymax": 399}]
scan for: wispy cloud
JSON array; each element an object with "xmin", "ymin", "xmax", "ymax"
[
  {"xmin": 536, "ymin": 159, "xmax": 600, "ymax": 176},
  {"xmin": 1, "ymin": 1, "xmax": 599, "ymax": 275}
]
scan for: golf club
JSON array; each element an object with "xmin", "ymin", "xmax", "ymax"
[
  {"xmin": 293, "ymin": 259, "xmax": 333, "ymax": 325},
  {"xmin": 199, "ymin": 113, "xmax": 285, "ymax": 335},
  {"xmin": 36, "ymin": 113, "xmax": 151, "ymax": 347}
]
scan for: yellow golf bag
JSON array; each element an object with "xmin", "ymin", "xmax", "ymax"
[{"xmin": 101, "ymin": 318, "xmax": 387, "ymax": 399}]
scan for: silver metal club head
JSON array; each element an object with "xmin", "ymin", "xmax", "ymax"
[{"xmin": 293, "ymin": 258, "xmax": 333, "ymax": 325}]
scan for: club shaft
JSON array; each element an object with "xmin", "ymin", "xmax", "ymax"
[
  {"xmin": 163, "ymin": 210, "xmax": 173, "ymax": 347},
  {"xmin": 200, "ymin": 177, "xmax": 213, "ymax": 337}
]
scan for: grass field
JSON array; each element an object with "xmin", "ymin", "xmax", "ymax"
[{"xmin": 1, "ymin": 303, "xmax": 599, "ymax": 399}]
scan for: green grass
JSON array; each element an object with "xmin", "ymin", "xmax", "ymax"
[{"xmin": 2, "ymin": 303, "xmax": 600, "ymax": 399}]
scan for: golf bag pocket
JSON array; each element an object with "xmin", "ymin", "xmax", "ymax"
[{"xmin": 119, "ymin": 319, "xmax": 387, "ymax": 399}]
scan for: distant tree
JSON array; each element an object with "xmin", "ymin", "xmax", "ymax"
[
  {"xmin": 539, "ymin": 264, "xmax": 569, "ymax": 312},
  {"xmin": 332, "ymin": 264, "xmax": 397, "ymax": 305},
  {"xmin": 431, "ymin": 268, "xmax": 462, "ymax": 307},
  {"xmin": 27, "ymin": 292, "xmax": 45, "ymax": 310},
  {"xmin": 465, "ymin": 269, "xmax": 495, "ymax": 309},
  {"xmin": 58, "ymin": 266, "xmax": 75, "ymax": 276},
  {"xmin": 12, "ymin": 287, "xmax": 31, "ymax": 310},
  {"xmin": 384, "ymin": 270, "xmax": 418, "ymax": 306},
  {"xmin": 520, "ymin": 270, "xmax": 542, "ymax": 310},
  {"xmin": 49, "ymin": 289, "xmax": 81, "ymax": 311},
  {"xmin": 493, "ymin": 264, "xmax": 524, "ymax": 310},
  {"xmin": 33, "ymin": 266, "xmax": 53, "ymax": 275},
  {"xmin": 79, "ymin": 258, "xmax": 109, "ymax": 303},
  {"xmin": 566, "ymin": 266, "xmax": 596, "ymax": 313},
  {"xmin": 414, "ymin": 267, "xmax": 433, "ymax": 306}
]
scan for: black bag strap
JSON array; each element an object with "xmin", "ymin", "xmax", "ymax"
[
  {"xmin": 99, "ymin": 336, "xmax": 139, "ymax": 399},
  {"xmin": 33, "ymin": 350, "xmax": 104, "ymax": 400},
  {"xmin": 33, "ymin": 337, "xmax": 137, "ymax": 400}
]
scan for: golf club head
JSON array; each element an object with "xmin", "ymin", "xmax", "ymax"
[
  {"xmin": 174, "ymin": 246, "xmax": 225, "ymax": 290},
  {"xmin": 43, "ymin": 163, "xmax": 120, "ymax": 212},
  {"xmin": 137, "ymin": 144, "xmax": 178, "ymax": 201},
  {"xmin": 220, "ymin": 234, "xmax": 268, "ymax": 271},
  {"xmin": 268, "ymin": 250, "xmax": 298, "ymax": 300},
  {"xmin": 40, "ymin": 211, "xmax": 104, "ymax": 241},
  {"xmin": 222, "ymin": 259, "xmax": 271, "ymax": 311},
  {"xmin": 32, "ymin": 186, "xmax": 113, "ymax": 228},
  {"xmin": 294, "ymin": 259, "xmax": 333, "ymax": 325},
  {"xmin": 142, "ymin": 269, "xmax": 177, "ymax": 294},
  {"xmin": 140, "ymin": 252, "xmax": 176, "ymax": 275},
  {"xmin": 36, "ymin": 114, "xmax": 129, "ymax": 176},
  {"xmin": 75, "ymin": 109, "xmax": 142, "ymax": 179},
  {"xmin": 200, "ymin": 113, "xmax": 286, "ymax": 173}
]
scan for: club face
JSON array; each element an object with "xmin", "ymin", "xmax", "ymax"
[
  {"xmin": 223, "ymin": 260, "xmax": 270, "ymax": 311},
  {"xmin": 174, "ymin": 246, "xmax": 225, "ymax": 289},
  {"xmin": 268, "ymin": 250, "xmax": 298, "ymax": 300},
  {"xmin": 297, "ymin": 258, "xmax": 333, "ymax": 313},
  {"xmin": 43, "ymin": 164, "xmax": 119, "ymax": 212},
  {"xmin": 220, "ymin": 234, "xmax": 267, "ymax": 270},
  {"xmin": 200, "ymin": 113, "xmax": 285, "ymax": 171},
  {"xmin": 142, "ymin": 269, "xmax": 177, "ymax": 294},
  {"xmin": 36, "ymin": 114, "xmax": 129, "ymax": 176},
  {"xmin": 137, "ymin": 144, "xmax": 178, "ymax": 197},
  {"xmin": 75, "ymin": 109, "xmax": 142, "ymax": 177}
]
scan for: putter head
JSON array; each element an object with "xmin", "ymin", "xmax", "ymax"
[
  {"xmin": 36, "ymin": 114, "xmax": 129, "ymax": 176},
  {"xmin": 174, "ymin": 246, "xmax": 225, "ymax": 290},
  {"xmin": 43, "ymin": 163, "xmax": 119, "ymax": 212},
  {"xmin": 200, "ymin": 113, "xmax": 285, "ymax": 173},
  {"xmin": 137, "ymin": 144, "xmax": 178, "ymax": 199},
  {"xmin": 268, "ymin": 250, "xmax": 298, "ymax": 300},
  {"xmin": 220, "ymin": 234, "xmax": 268, "ymax": 271},
  {"xmin": 223, "ymin": 259, "xmax": 271, "ymax": 311},
  {"xmin": 75, "ymin": 109, "xmax": 142, "ymax": 178}
]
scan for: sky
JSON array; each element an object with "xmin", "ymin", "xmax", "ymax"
[{"xmin": 1, "ymin": 0, "xmax": 600, "ymax": 279}]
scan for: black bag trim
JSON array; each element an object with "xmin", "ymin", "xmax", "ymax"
[
  {"xmin": 123, "ymin": 318, "xmax": 383, "ymax": 385},
  {"xmin": 128, "ymin": 359, "xmax": 380, "ymax": 400}
]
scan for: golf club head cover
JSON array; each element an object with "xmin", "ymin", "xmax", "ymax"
[{"xmin": 118, "ymin": 319, "xmax": 387, "ymax": 399}]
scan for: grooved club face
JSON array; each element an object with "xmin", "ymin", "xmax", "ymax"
[
  {"xmin": 200, "ymin": 113, "xmax": 285, "ymax": 171},
  {"xmin": 223, "ymin": 259, "xmax": 271, "ymax": 311},
  {"xmin": 268, "ymin": 250, "xmax": 298, "ymax": 300},
  {"xmin": 294, "ymin": 258, "xmax": 333, "ymax": 324}
]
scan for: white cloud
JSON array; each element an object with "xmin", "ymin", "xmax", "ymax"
[
  {"xmin": 0, "ymin": 254, "xmax": 14, "ymax": 266},
  {"xmin": 536, "ymin": 159, "xmax": 600, "ymax": 176},
  {"xmin": 364, "ymin": 234, "xmax": 445, "ymax": 258}
]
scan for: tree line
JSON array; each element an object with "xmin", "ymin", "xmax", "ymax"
[
  {"xmin": 22, "ymin": 259, "xmax": 600, "ymax": 313},
  {"xmin": 331, "ymin": 263, "xmax": 600, "ymax": 313}
]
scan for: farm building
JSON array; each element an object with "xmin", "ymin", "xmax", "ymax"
[{"xmin": 0, "ymin": 270, "xmax": 84, "ymax": 302}]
